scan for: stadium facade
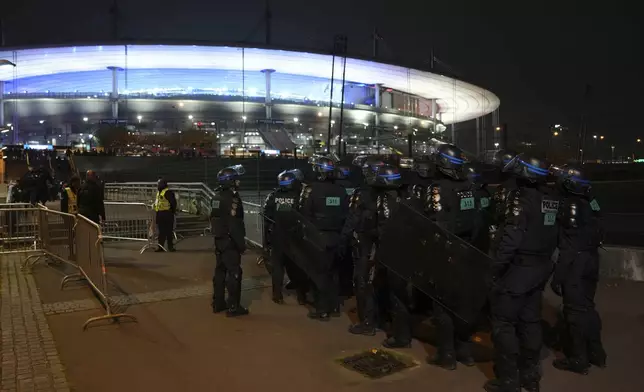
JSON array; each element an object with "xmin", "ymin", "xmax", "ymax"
[{"xmin": 0, "ymin": 44, "xmax": 500, "ymax": 154}]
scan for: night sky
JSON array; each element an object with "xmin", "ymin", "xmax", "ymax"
[{"xmin": 2, "ymin": 0, "xmax": 642, "ymax": 156}]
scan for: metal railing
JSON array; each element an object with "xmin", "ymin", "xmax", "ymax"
[
  {"xmin": 102, "ymin": 201, "xmax": 169, "ymax": 253},
  {"xmin": 60, "ymin": 215, "xmax": 137, "ymax": 330},
  {"xmin": 0, "ymin": 204, "xmax": 137, "ymax": 330},
  {"xmin": 105, "ymin": 181, "xmax": 266, "ymax": 248}
]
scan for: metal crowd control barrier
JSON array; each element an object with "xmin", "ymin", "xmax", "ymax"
[
  {"xmin": 242, "ymin": 201, "xmax": 264, "ymax": 248},
  {"xmin": 60, "ymin": 215, "xmax": 137, "ymax": 330},
  {"xmin": 0, "ymin": 204, "xmax": 40, "ymax": 255},
  {"xmin": 101, "ymin": 201, "xmax": 165, "ymax": 253}
]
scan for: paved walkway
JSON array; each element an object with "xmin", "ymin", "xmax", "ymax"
[
  {"xmin": 1, "ymin": 236, "xmax": 644, "ymax": 391},
  {"xmin": 0, "ymin": 255, "xmax": 70, "ymax": 392}
]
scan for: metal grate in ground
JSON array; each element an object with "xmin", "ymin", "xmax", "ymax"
[{"xmin": 338, "ymin": 349, "xmax": 416, "ymax": 379}]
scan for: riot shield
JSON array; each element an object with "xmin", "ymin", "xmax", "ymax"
[
  {"xmin": 272, "ymin": 209, "xmax": 326, "ymax": 279},
  {"xmin": 378, "ymin": 200, "xmax": 492, "ymax": 324}
]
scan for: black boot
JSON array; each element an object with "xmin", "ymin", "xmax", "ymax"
[
  {"xmin": 296, "ymin": 290, "xmax": 308, "ymax": 305},
  {"xmin": 427, "ymin": 352, "xmax": 457, "ymax": 371},
  {"xmin": 588, "ymin": 347, "xmax": 607, "ymax": 368},
  {"xmin": 226, "ymin": 306, "xmax": 249, "ymax": 317},
  {"xmin": 553, "ymin": 357, "xmax": 589, "ymax": 375},
  {"xmin": 212, "ymin": 303, "xmax": 228, "ymax": 314},
  {"xmin": 381, "ymin": 337, "xmax": 411, "ymax": 349},
  {"xmin": 272, "ymin": 293, "xmax": 284, "ymax": 304},
  {"xmin": 307, "ymin": 310, "xmax": 330, "ymax": 321},
  {"xmin": 483, "ymin": 379, "xmax": 520, "ymax": 392},
  {"xmin": 348, "ymin": 322, "xmax": 376, "ymax": 336}
]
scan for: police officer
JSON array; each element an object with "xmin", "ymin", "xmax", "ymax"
[
  {"xmin": 211, "ymin": 165, "xmax": 249, "ymax": 317},
  {"xmin": 489, "ymin": 150, "xmax": 518, "ymax": 255},
  {"xmin": 77, "ymin": 170, "xmax": 105, "ymax": 224},
  {"xmin": 299, "ymin": 156, "xmax": 348, "ymax": 321},
  {"xmin": 419, "ymin": 145, "xmax": 481, "ymax": 369},
  {"xmin": 264, "ymin": 169, "xmax": 309, "ymax": 305},
  {"xmin": 485, "ymin": 154, "xmax": 560, "ymax": 392},
  {"xmin": 551, "ymin": 166, "xmax": 606, "ymax": 374},
  {"xmin": 463, "ymin": 163, "xmax": 494, "ymax": 253},
  {"xmin": 342, "ymin": 160, "xmax": 403, "ymax": 336},
  {"xmin": 61, "ymin": 176, "xmax": 81, "ymax": 214},
  {"xmin": 154, "ymin": 178, "xmax": 177, "ymax": 252},
  {"xmin": 334, "ymin": 163, "xmax": 363, "ymax": 298}
]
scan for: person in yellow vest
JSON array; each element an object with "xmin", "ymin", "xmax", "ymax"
[
  {"xmin": 154, "ymin": 178, "xmax": 177, "ymax": 252},
  {"xmin": 61, "ymin": 176, "xmax": 81, "ymax": 214}
]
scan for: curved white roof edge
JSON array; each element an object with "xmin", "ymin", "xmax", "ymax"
[{"xmin": 0, "ymin": 45, "xmax": 500, "ymax": 125}]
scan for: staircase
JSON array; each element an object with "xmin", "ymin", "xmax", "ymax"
[
  {"xmin": 259, "ymin": 128, "xmax": 296, "ymax": 151},
  {"xmin": 175, "ymin": 213, "xmax": 210, "ymax": 238}
]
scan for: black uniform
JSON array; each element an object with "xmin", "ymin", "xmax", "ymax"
[
  {"xmin": 77, "ymin": 178, "xmax": 106, "ymax": 224},
  {"xmin": 342, "ymin": 184, "xmax": 399, "ymax": 334},
  {"xmin": 299, "ymin": 158, "xmax": 349, "ymax": 319},
  {"xmin": 486, "ymin": 155, "xmax": 560, "ymax": 392},
  {"xmin": 551, "ymin": 171, "xmax": 606, "ymax": 373},
  {"xmin": 425, "ymin": 172, "xmax": 482, "ymax": 368},
  {"xmin": 264, "ymin": 181, "xmax": 309, "ymax": 304},
  {"xmin": 155, "ymin": 181, "xmax": 177, "ymax": 252},
  {"xmin": 211, "ymin": 165, "xmax": 248, "ymax": 317}
]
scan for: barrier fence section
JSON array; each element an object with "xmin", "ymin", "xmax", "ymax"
[
  {"xmin": 0, "ymin": 204, "xmax": 40, "ymax": 254},
  {"xmin": 242, "ymin": 201, "xmax": 264, "ymax": 248},
  {"xmin": 0, "ymin": 203, "xmax": 137, "ymax": 329},
  {"xmin": 60, "ymin": 215, "xmax": 137, "ymax": 330},
  {"xmin": 102, "ymin": 201, "xmax": 164, "ymax": 253}
]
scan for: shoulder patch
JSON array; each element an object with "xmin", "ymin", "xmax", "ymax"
[{"xmin": 590, "ymin": 199, "xmax": 600, "ymax": 212}]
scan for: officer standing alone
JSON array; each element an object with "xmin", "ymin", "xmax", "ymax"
[
  {"xmin": 211, "ymin": 165, "xmax": 248, "ymax": 317},
  {"xmin": 154, "ymin": 178, "xmax": 177, "ymax": 252},
  {"xmin": 299, "ymin": 156, "xmax": 348, "ymax": 321},
  {"xmin": 551, "ymin": 166, "xmax": 606, "ymax": 374},
  {"xmin": 485, "ymin": 154, "xmax": 560, "ymax": 392},
  {"xmin": 61, "ymin": 176, "xmax": 81, "ymax": 214}
]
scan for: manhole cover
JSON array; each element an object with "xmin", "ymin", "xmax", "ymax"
[{"xmin": 339, "ymin": 349, "xmax": 416, "ymax": 379}]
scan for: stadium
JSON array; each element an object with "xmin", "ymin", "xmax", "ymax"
[{"xmin": 0, "ymin": 44, "xmax": 499, "ymax": 155}]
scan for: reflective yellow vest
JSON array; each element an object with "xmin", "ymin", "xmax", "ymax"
[
  {"xmin": 65, "ymin": 187, "xmax": 78, "ymax": 214},
  {"xmin": 154, "ymin": 188, "xmax": 171, "ymax": 212}
]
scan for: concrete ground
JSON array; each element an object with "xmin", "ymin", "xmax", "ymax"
[{"xmin": 3, "ymin": 236, "xmax": 644, "ymax": 392}]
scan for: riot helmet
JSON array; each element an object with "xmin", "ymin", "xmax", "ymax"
[
  {"xmin": 434, "ymin": 144, "xmax": 466, "ymax": 180},
  {"xmin": 277, "ymin": 169, "xmax": 304, "ymax": 191},
  {"xmin": 413, "ymin": 160, "xmax": 433, "ymax": 179},
  {"xmin": 352, "ymin": 155, "xmax": 368, "ymax": 167},
  {"xmin": 361, "ymin": 157, "xmax": 385, "ymax": 184},
  {"xmin": 502, "ymin": 153, "xmax": 549, "ymax": 183},
  {"xmin": 462, "ymin": 163, "xmax": 482, "ymax": 184},
  {"xmin": 492, "ymin": 149, "xmax": 518, "ymax": 168},
  {"xmin": 310, "ymin": 156, "xmax": 335, "ymax": 181},
  {"xmin": 370, "ymin": 164, "xmax": 402, "ymax": 189},
  {"xmin": 556, "ymin": 165, "xmax": 591, "ymax": 196},
  {"xmin": 217, "ymin": 164, "xmax": 245, "ymax": 189},
  {"xmin": 335, "ymin": 165, "xmax": 351, "ymax": 181}
]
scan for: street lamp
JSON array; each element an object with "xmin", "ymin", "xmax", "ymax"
[
  {"xmin": 39, "ymin": 120, "xmax": 45, "ymax": 124},
  {"xmin": 553, "ymin": 131, "xmax": 559, "ymax": 136},
  {"xmin": 82, "ymin": 117, "xmax": 88, "ymax": 122},
  {"xmin": 137, "ymin": 115, "xmax": 143, "ymax": 123},
  {"xmin": 600, "ymin": 135, "xmax": 605, "ymax": 140},
  {"xmin": 611, "ymin": 145, "xmax": 615, "ymax": 161},
  {"xmin": 638, "ymin": 139, "xmax": 641, "ymax": 143},
  {"xmin": 593, "ymin": 135, "xmax": 597, "ymax": 139},
  {"xmin": 494, "ymin": 142, "xmax": 500, "ymax": 150},
  {"xmin": 293, "ymin": 117, "xmax": 299, "ymax": 123}
]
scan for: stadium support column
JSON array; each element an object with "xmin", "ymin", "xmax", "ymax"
[
  {"xmin": 107, "ymin": 66, "xmax": 123, "ymax": 120},
  {"xmin": 0, "ymin": 80, "xmax": 4, "ymax": 128},
  {"xmin": 374, "ymin": 83, "xmax": 382, "ymax": 154},
  {"xmin": 261, "ymin": 69, "xmax": 275, "ymax": 120},
  {"xmin": 431, "ymin": 99, "xmax": 438, "ymax": 122}
]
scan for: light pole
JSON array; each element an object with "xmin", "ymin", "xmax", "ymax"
[{"xmin": 611, "ymin": 145, "xmax": 615, "ymax": 162}]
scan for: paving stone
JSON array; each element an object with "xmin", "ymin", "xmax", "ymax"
[{"xmin": 0, "ymin": 256, "xmax": 70, "ymax": 392}]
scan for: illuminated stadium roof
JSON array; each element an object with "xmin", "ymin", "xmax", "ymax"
[{"xmin": 0, "ymin": 45, "xmax": 499, "ymax": 124}]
